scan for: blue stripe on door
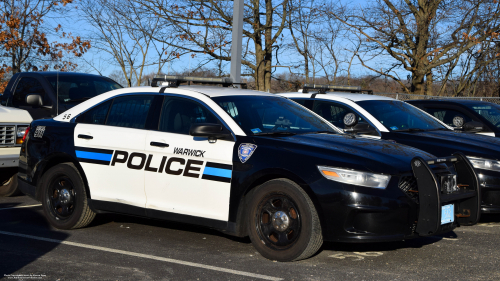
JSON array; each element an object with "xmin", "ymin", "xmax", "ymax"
[
  {"xmin": 202, "ymin": 166, "xmax": 232, "ymax": 178},
  {"xmin": 76, "ymin": 150, "xmax": 113, "ymax": 161}
]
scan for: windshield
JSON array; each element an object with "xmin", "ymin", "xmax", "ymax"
[
  {"xmin": 45, "ymin": 75, "xmax": 123, "ymax": 104},
  {"xmin": 356, "ymin": 100, "xmax": 447, "ymax": 131},
  {"xmin": 212, "ymin": 95, "xmax": 338, "ymax": 135},
  {"xmin": 465, "ymin": 103, "xmax": 500, "ymax": 128}
]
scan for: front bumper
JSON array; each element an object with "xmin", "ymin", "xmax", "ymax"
[
  {"xmin": 476, "ymin": 170, "xmax": 500, "ymax": 213},
  {"xmin": 0, "ymin": 147, "xmax": 21, "ymax": 168},
  {"xmin": 317, "ymin": 153, "xmax": 480, "ymax": 243}
]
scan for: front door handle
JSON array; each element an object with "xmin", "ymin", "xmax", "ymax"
[
  {"xmin": 150, "ymin": 141, "xmax": 169, "ymax": 147},
  {"xmin": 78, "ymin": 134, "xmax": 93, "ymax": 140}
]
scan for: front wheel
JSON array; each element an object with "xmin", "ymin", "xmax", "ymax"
[
  {"xmin": 247, "ymin": 178, "xmax": 323, "ymax": 261},
  {"xmin": 41, "ymin": 163, "xmax": 95, "ymax": 229}
]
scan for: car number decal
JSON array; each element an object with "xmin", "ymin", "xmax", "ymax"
[{"xmin": 34, "ymin": 126, "xmax": 46, "ymax": 138}]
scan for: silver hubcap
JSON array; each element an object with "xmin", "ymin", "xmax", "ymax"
[
  {"xmin": 60, "ymin": 189, "xmax": 71, "ymax": 204},
  {"xmin": 272, "ymin": 211, "xmax": 290, "ymax": 231}
]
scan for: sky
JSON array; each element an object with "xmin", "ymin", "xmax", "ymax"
[{"xmin": 45, "ymin": 0, "xmax": 403, "ymax": 84}]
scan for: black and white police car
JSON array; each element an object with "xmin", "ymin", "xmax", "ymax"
[
  {"xmin": 280, "ymin": 84, "xmax": 500, "ymax": 213},
  {"xmin": 18, "ymin": 77, "xmax": 480, "ymax": 261}
]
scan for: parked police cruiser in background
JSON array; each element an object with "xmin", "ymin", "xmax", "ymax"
[
  {"xmin": 407, "ymin": 99, "xmax": 500, "ymax": 138},
  {"xmin": 280, "ymin": 85, "xmax": 500, "ymax": 214},
  {"xmin": 18, "ymin": 76, "xmax": 480, "ymax": 261}
]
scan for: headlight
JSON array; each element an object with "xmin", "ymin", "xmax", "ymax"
[
  {"xmin": 466, "ymin": 156, "xmax": 500, "ymax": 172},
  {"xmin": 16, "ymin": 126, "xmax": 28, "ymax": 144},
  {"xmin": 317, "ymin": 166, "xmax": 391, "ymax": 189}
]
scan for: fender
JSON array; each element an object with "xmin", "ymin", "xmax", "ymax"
[
  {"xmin": 32, "ymin": 152, "xmax": 92, "ymax": 202},
  {"xmin": 229, "ymin": 167, "xmax": 327, "ymax": 237}
]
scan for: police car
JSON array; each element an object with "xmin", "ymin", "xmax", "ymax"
[
  {"xmin": 407, "ymin": 99, "xmax": 500, "ymax": 137},
  {"xmin": 280, "ymin": 84, "xmax": 500, "ymax": 213},
  {"xmin": 18, "ymin": 77, "xmax": 480, "ymax": 262}
]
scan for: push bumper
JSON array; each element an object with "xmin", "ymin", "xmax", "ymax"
[{"xmin": 411, "ymin": 153, "xmax": 480, "ymax": 236}]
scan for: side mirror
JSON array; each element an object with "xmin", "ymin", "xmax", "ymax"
[
  {"xmin": 343, "ymin": 113, "xmax": 377, "ymax": 135},
  {"xmin": 26, "ymin": 94, "xmax": 43, "ymax": 107},
  {"xmin": 463, "ymin": 121, "xmax": 484, "ymax": 132},
  {"xmin": 190, "ymin": 123, "xmax": 231, "ymax": 140}
]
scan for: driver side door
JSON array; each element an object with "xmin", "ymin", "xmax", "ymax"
[{"xmin": 144, "ymin": 95, "xmax": 235, "ymax": 223}]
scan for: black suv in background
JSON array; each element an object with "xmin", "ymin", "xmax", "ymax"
[
  {"xmin": 408, "ymin": 99, "xmax": 500, "ymax": 138},
  {"xmin": 1, "ymin": 72, "xmax": 122, "ymax": 119}
]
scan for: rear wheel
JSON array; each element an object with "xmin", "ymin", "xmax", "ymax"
[
  {"xmin": 0, "ymin": 170, "xmax": 20, "ymax": 197},
  {"xmin": 247, "ymin": 178, "xmax": 323, "ymax": 261},
  {"xmin": 41, "ymin": 163, "xmax": 95, "ymax": 229}
]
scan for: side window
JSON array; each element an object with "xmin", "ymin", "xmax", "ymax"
[
  {"xmin": 159, "ymin": 97, "xmax": 219, "ymax": 134},
  {"xmin": 292, "ymin": 99, "xmax": 306, "ymax": 106},
  {"xmin": 218, "ymin": 101, "xmax": 242, "ymax": 126},
  {"xmin": 106, "ymin": 95, "xmax": 155, "ymax": 129},
  {"xmin": 312, "ymin": 100, "xmax": 373, "ymax": 131},
  {"xmin": 313, "ymin": 101, "xmax": 348, "ymax": 128},
  {"xmin": 425, "ymin": 108, "xmax": 473, "ymax": 127},
  {"xmin": 76, "ymin": 100, "xmax": 112, "ymax": 125},
  {"xmin": 13, "ymin": 77, "xmax": 49, "ymax": 106}
]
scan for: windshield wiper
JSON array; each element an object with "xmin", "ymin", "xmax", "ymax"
[
  {"xmin": 427, "ymin": 128, "xmax": 449, "ymax": 131},
  {"xmin": 253, "ymin": 131, "xmax": 297, "ymax": 136},
  {"xmin": 303, "ymin": 130, "xmax": 337, "ymax": 135},
  {"xmin": 66, "ymin": 97, "xmax": 91, "ymax": 103},
  {"xmin": 393, "ymin": 128, "xmax": 426, "ymax": 132}
]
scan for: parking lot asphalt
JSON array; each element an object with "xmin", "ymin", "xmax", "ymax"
[{"xmin": 1, "ymin": 195, "xmax": 499, "ymax": 281}]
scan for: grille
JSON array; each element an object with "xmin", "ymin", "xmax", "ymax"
[
  {"xmin": 0, "ymin": 125, "xmax": 16, "ymax": 146},
  {"xmin": 398, "ymin": 175, "xmax": 419, "ymax": 203}
]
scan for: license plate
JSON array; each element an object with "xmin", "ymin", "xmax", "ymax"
[{"xmin": 441, "ymin": 204, "xmax": 454, "ymax": 225}]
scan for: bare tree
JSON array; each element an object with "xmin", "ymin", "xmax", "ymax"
[
  {"xmin": 132, "ymin": 0, "xmax": 290, "ymax": 91},
  {"xmin": 80, "ymin": 0, "xmax": 181, "ymax": 86},
  {"xmin": 286, "ymin": 0, "xmax": 325, "ymax": 83},
  {"xmin": 331, "ymin": 0, "xmax": 500, "ymax": 95}
]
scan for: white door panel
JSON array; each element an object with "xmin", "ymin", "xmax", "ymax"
[
  {"xmin": 74, "ymin": 123, "xmax": 147, "ymax": 207},
  {"xmin": 144, "ymin": 131, "xmax": 234, "ymax": 221}
]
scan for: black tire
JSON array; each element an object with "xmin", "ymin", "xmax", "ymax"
[
  {"xmin": 247, "ymin": 178, "xmax": 323, "ymax": 261},
  {"xmin": 0, "ymin": 172, "xmax": 21, "ymax": 197},
  {"xmin": 40, "ymin": 163, "xmax": 95, "ymax": 229}
]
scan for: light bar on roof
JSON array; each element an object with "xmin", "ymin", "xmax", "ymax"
[
  {"xmin": 151, "ymin": 75, "xmax": 238, "ymax": 87},
  {"xmin": 303, "ymin": 84, "xmax": 361, "ymax": 91}
]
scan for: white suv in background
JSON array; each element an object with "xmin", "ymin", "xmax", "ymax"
[{"xmin": 0, "ymin": 105, "xmax": 32, "ymax": 196}]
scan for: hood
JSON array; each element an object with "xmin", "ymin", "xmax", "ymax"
[
  {"xmin": 256, "ymin": 133, "xmax": 437, "ymax": 175},
  {"xmin": 0, "ymin": 105, "xmax": 32, "ymax": 123},
  {"xmin": 391, "ymin": 130, "xmax": 500, "ymax": 160}
]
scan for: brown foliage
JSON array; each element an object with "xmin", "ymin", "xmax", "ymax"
[{"xmin": 0, "ymin": 0, "xmax": 90, "ymax": 92}]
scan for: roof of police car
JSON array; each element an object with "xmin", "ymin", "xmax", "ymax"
[
  {"xmin": 53, "ymin": 85, "xmax": 277, "ymax": 122},
  {"xmin": 177, "ymin": 85, "xmax": 272, "ymax": 97},
  {"xmin": 282, "ymin": 92, "xmax": 396, "ymax": 102}
]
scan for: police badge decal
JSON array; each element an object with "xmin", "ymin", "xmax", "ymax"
[{"xmin": 238, "ymin": 143, "xmax": 257, "ymax": 163}]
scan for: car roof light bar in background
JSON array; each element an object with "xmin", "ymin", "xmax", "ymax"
[
  {"xmin": 302, "ymin": 84, "xmax": 373, "ymax": 95},
  {"xmin": 151, "ymin": 75, "xmax": 247, "ymax": 88}
]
